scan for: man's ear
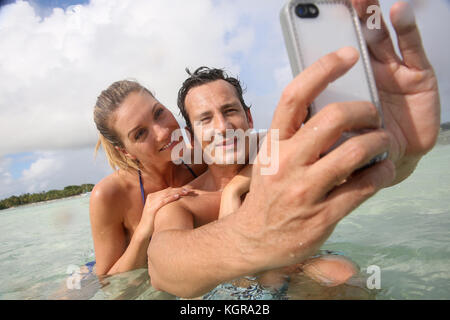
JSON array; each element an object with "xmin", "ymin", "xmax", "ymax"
[
  {"xmin": 115, "ymin": 145, "xmax": 137, "ymax": 160},
  {"xmin": 184, "ymin": 126, "xmax": 193, "ymax": 137},
  {"xmin": 246, "ymin": 109, "xmax": 254, "ymax": 129}
]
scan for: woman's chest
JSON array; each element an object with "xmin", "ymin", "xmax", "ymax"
[{"xmin": 121, "ymin": 195, "xmax": 145, "ymax": 243}]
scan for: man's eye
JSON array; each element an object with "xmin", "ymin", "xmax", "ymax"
[
  {"xmin": 225, "ymin": 109, "xmax": 236, "ymax": 114},
  {"xmin": 155, "ymin": 108, "xmax": 164, "ymax": 120},
  {"xmin": 201, "ymin": 117, "xmax": 211, "ymax": 123}
]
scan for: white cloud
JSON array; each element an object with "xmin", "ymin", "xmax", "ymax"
[
  {"xmin": 0, "ymin": 0, "xmax": 291, "ymax": 198},
  {"xmin": 21, "ymin": 156, "xmax": 60, "ymax": 181},
  {"xmin": 1, "ymin": 0, "xmax": 448, "ymax": 157},
  {"xmin": 0, "ymin": 158, "xmax": 13, "ymax": 186},
  {"xmin": 0, "ymin": 148, "xmax": 112, "ymax": 199},
  {"xmin": 0, "ymin": 0, "xmax": 448, "ymax": 199},
  {"xmin": 0, "ymin": 0, "xmax": 258, "ymax": 156}
]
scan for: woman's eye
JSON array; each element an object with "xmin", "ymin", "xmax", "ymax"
[{"xmin": 135, "ymin": 129, "xmax": 146, "ymax": 140}]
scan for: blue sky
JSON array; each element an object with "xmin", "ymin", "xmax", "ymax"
[
  {"xmin": 0, "ymin": 0, "xmax": 449, "ymax": 199},
  {"xmin": 3, "ymin": 152, "xmax": 36, "ymax": 179}
]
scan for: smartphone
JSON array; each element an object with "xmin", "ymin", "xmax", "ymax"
[{"xmin": 280, "ymin": 0, "xmax": 387, "ymax": 164}]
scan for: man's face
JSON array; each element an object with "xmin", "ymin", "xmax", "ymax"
[{"xmin": 184, "ymin": 79, "xmax": 254, "ymax": 165}]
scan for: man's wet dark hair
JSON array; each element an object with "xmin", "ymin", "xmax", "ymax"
[{"xmin": 177, "ymin": 66, "xmax": 251, "ymax": 130}]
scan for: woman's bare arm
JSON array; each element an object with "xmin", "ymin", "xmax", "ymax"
[
  {"xmin": 89, "ymin": 179, "xmax": 189, "ymax": 275},
  {"xmin": 89, "ymin": 181, "xmax": 132, "ymax": 275}
]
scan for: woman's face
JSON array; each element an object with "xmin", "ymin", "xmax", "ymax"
[{"xmin": 112, "ymin": 90, "xmax": 181, "ymax": 166}]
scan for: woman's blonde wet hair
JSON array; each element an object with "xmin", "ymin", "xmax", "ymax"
[{"xmin": 94, "ymin": 80, "xmax": 153, "ymax": 172}]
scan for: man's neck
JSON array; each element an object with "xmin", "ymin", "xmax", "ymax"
[{"xmin": 206, "ymin": 163, "xmax": 246, "ymax": 191}]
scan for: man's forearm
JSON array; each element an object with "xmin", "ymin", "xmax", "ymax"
[{"xmin": 148, "ymin": 213, "xmax": 256, "ymax": 298}]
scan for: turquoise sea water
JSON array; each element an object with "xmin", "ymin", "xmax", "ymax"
[{"xmin": 0, "ymin": 144, "xmax": 449, "ymax": 300}]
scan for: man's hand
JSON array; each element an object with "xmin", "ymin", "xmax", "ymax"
[
  {"xmin": 353, "ymin": 0, "xmax": 441, "ymax": 184},
  {"xmin": 220, "ymin": 165, "xmax": 252, "ymax": 219},
  {"xmin": 235, "ymin": 47, "xmax": 396, "ymax": 272}
]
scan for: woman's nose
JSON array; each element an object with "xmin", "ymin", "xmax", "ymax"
[
  {"xmin": 214, "ymin": 115, "xmax": 233, "ymax": 135},
  {"xmin": 153, "ymin": 125, "xmax": 171, "ymax": 143}
]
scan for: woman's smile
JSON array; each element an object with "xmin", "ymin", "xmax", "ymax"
[{"xmin": 159, "ymin": 139, "xmax": 179, "ymax": 152}]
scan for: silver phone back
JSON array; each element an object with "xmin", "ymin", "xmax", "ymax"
[{"xmin": 280, "ymin": 0, "xmax": 386, "ymax": 161}]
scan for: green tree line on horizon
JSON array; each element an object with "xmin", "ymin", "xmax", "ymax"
[
  {"xmin": 0, "ymin": 184, "xmax": 94, "ymax": 210},
  {"xmin": 441, "ymin": 122, "xmax": 450, "ymax": 131}
]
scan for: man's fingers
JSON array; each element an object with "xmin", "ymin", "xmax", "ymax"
[
  {"xmin": 390, "ymin": 1, "xmax": 431, "ymax": 70},
  {"xmin": 271, "ymin": 47, "xmax": 360, "ymax": 140},
  {"xmin": 308, "ymin": 129, "xmax": 391, "ymax": 197},
  {"xmin": 323, "ymin": 159, "xmax": 396, "ymax": 225},
  {"xmin": 352, "ymin": 0, "xmax": 400, "ymax": 64},
  {"xmin": 293, "ymin": 101, "xmax": 382, "ymax": 163}
]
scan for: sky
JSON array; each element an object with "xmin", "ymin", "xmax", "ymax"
[{"xmin": 0, "ymin": 0, "xmax": 449, "ymax": 199}]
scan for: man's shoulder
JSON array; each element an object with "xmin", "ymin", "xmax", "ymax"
[
  {"xmin": 158, "ymin": 197, "xmax": 192, "ymax": 215},
  {"xmin": 154, "ymin": 198, "xmax": 195, "ymax": 233},
  {"xmin": 157, "ymin": 192, "xmax": 212, "ymax": 220}
]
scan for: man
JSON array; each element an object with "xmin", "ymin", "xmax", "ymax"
[{"xmin": 148, "ymin": 1, "xmax": 440, "ymax": 298}]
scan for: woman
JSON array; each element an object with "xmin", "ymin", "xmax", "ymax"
[{"xmin": 90, "ymin": 80, "xmax": 245, "ymax": 276}]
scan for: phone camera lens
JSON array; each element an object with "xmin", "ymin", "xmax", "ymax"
[
  {"xmin": 307, "ymin": 4, "xmax": 319, "ymax": 17},
  {"xmin": 295, "ymin": 5, "xmax": 308, "ymax": 18},
  {"xmin": 295, "ymin": 4, "xmax": 319, "ymax": 18}
]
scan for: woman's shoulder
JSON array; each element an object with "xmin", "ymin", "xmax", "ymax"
[{"xmin": 90, "ymin": 170, "xmax": 134, "ymax": 212}]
